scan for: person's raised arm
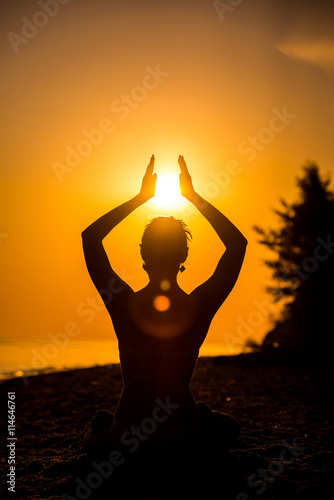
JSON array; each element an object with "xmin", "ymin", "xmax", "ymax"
[
  {"xmin": 179, "ymin": 155, "xmax": 247, "ymax": 313},
  {"xmin": 82, "ymin": 155, "xmax": 157, "ymax": 301}
]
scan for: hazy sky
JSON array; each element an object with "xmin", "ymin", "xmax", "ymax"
[{"xmin": 1, "ymin": 0, "xmax": 334, "ymax": 361}]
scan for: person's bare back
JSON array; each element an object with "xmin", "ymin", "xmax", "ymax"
[{"xmin": 113, "ymin": 285, "xmax": 206, "ymax": 424}]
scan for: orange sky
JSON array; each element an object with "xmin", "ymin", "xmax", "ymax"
[{"xmin": 1, "ymin": 0, "xmax": 334, "ymax": 365}]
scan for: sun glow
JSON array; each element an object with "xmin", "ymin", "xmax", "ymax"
[{"xmin": 153, "ymin": 172, "xmax": 183, "ymax": 209}]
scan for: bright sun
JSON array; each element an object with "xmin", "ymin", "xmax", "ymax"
[{"xmin": 153, "ymin": 172, "xmax": 183, "ymax": 209}]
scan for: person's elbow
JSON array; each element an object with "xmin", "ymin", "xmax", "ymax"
[
  {"xmin": 241, "ymin": 235, "xmax": 248, "ymax": 248},
  {"xmin": 233, "ymin": 234, "xmax": 248, "ymax": 256},
  {"xmin": 225, "ymin": 235, "xmax": 247, "ymax": 257},
  {"xmin": 81, "ymin": 228, "xmax": 89, "ymax": 240},
  {"xmin": 81, "ymin": 227, "xmax": 104, "ymax": 248},
  {"xmin": 236, "ymin": 233, "xmax": 248, "ymax": 249},
  {"xmin": 81, "ymin": 227, "xmax": 96, "ymax": 243}
]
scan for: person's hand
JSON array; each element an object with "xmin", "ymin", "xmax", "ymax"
[
  {"xmin": 179, "ymin": 155, "xmax": 195, "ymax": 200},
  {"xmin": 139, "ymin": 155, "xmax": 157, "ymax": 202}
]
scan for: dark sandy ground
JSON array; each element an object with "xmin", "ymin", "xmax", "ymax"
[{"xmin": 0, "ymin": 355, "xmax": 333, "ymax": 499}]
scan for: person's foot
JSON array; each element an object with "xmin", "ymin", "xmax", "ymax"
[
  {"xmin": 196, "ymin": 401, "xmax": 241, "ymax": 444},
  {"xmin": 196, "ymin": 401, "xmax": 215, "ymax": 420},
  {"xmin": 212, "ymin": 411, "xmax": 241, "ymax": 441},
  {"xmin": 91, "ymin": 409, "xmax": 114, "ymax": 433}
]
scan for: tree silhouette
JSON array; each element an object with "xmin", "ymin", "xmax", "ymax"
[{"xmin": 253, "ymin": 163, "xmax": 334, "ymax": 355}]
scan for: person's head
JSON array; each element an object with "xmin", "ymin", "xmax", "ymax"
[{"xmin": 140, "ymin": 216, "xmax": 192, "ymax": 276}]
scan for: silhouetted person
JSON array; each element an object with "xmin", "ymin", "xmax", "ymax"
[{"xmin": 82, "ymin": 155, "xmax": 247, "ymax": 455}]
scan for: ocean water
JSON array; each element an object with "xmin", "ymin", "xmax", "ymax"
[
  {"xmin": 0, "ymin": 339, "xmax": 235, "ymax": 382},
  {"xmin": 0, "ymin": 339, "xmax": 120, "ymax": 381}
]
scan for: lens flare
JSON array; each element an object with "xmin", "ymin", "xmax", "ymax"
[
  {"xmin": 160, "ymin": 280, "xmax": 171, "ymax": 291},
  {"xmin": 153, "ymin": 295, "xmax": 170, "ymax": 312}
]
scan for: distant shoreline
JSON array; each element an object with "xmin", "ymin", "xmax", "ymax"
[{"xmin": 2, "ymin": 350, "xmax": 329, "ymax": 384}]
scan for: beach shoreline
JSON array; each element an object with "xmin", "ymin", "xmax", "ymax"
[{"xmin": 0, "ymin": 355, "xmax": 332, "ymax": 499}]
